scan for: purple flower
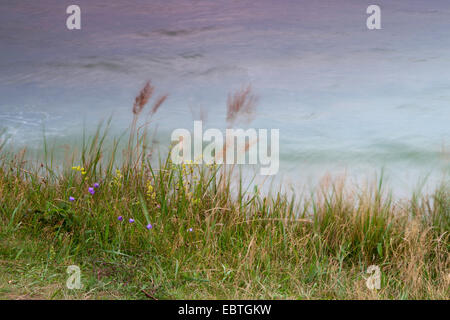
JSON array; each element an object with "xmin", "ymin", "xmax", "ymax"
[
  {"xmin": 146, "ymin": 223, "xmax": 153, "ymax": 230},
  {"xmin": 94, "ymin": 182, "xmax": 100, "ymax": 188},
  {"xmin": 188, "ymin": 228, "xmax": 193, "ymax": 232},
  {"xmin": 156, "ymin": 204, "xmax": 161, "ymax": 209},
  {"xmin": 69, "ymin": 196, "xmax": 75, "ymax": 202},
  {"xmin": 118, "ymin": 216, "xmax": 123, "ymax": 221},
  {"xmin": 88, "ymin": 187, "xmax": 95, "ymax": 195},
  {"xmin": 129, "ymin": 218, "xmax": 135, "ymax": 223}
]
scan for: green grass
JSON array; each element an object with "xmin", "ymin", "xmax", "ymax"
[
  {"xmin": 0, "ymin": 81, "xmax": 448, "ymax": 299},
  {"xmin": 0, "ymin": 121, "xmax": 448, "ymax": 300}
]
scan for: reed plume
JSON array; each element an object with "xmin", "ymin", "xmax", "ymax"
[
  {"xmin": 128, "ymin": 81, "xmax": 167, "ymax": 169},
  {"xmin": 133, "ymin": 81, "xmax": 154, "ymax": 116},
  {"xmin": 219, "ymin": 86, "xmax": 258, "ymax": 186},
  {"xmin": 226, "ymin": 85, "xmax": 257, "ymax": 125},
  {"xmin": 151, "ymin": 94, "xmax": 168, "ymax": 116}
]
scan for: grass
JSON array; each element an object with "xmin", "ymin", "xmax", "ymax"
[{"xmin": 0, "ymin": 83, "xmax": 448, "ymax": 300}]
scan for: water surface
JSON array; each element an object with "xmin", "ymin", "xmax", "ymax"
[{"xmin": 1, "ymin": 0, "xmax": 449, "ymax": 195}]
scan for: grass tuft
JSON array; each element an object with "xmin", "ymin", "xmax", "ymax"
[{"xmin": 0, "ymin": 84, "xmax": 448, "ymax": 300}]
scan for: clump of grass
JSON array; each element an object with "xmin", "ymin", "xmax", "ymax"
[{"xmin": 0, "ymin": 83, "xmax": 448, "ymax": 300}]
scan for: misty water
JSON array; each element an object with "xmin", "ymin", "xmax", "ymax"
[{"xmin": 0, "ymin": 0, "xmax": 449, "ymax": 196}]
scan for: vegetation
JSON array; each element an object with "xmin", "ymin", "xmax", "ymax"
[{"xmin": 0, "ymin": 83, "xmax": 448, "ymax": 299}]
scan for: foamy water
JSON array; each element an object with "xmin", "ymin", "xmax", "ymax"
[{"xmin": 0, "ymin": 0, "xmax": 449, "ymax": 195}]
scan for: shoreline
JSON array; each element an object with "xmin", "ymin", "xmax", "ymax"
[{"xmin": 0, "ymin": 134, "xmax": 448, "ymax": 299}]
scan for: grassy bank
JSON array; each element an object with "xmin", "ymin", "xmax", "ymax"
[{"xmin": 0, "ymin": 83, "xmax": 448, "ymax": 299}]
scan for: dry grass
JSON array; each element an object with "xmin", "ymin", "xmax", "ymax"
[
  {"xmin": 226, "ymin": 85, "xmax": 257, "ymax": 125},
  {"xmin": 132, "ymin": 81, "xmax": 154, "ymax": 116}
]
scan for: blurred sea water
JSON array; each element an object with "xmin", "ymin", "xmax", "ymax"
[{"xmin": 0, "ymin": 0, "xmax": 449, "ymax": 195}]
